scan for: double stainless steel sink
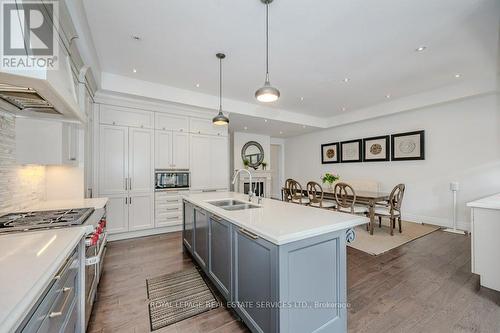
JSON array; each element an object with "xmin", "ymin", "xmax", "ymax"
[{"xmin": 207, "ymin": 199, "xmax": 260, "ymax": 211}]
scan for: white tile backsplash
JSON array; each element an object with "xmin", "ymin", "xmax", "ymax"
[{"xmin": 0, "ymin": 113, "xmax": 46, "ymax": 215}]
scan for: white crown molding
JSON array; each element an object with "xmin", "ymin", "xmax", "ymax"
[
  {"xmin": 100, "ymin": 72, "xmax": 326, "ymax": 127},
  {"xmin": 325, "ymin": 75, "xmax": 499, "ymax": 128}
]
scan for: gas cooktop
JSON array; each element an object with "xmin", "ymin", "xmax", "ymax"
[{"xmin": 0, "ymin": 208, "xmax": 94, "ymax": 233}]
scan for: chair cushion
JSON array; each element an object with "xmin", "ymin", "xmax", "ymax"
[
  {"xmin": 374, "ymin": 207, "xmax": 400, "ymax": 216},
  {"xmin": 337, "ymin": 205, "xmax": 368, "ymax": 214},
  {"xmin": 292, "ymin": 197, "xmax": 310, "ymax": 204},
  {"xmin": 310, "ymin": 201, "xmax": 336, "ymax": 208}
]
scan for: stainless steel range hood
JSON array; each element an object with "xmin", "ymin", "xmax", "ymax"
[{"xmin": 0, "ymin": 84, "xmax": 62, "ymax": 116}]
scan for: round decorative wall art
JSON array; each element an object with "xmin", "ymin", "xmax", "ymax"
[
  {"xmin": 399, "ymin": 140, "xmax": 416, "ymax": 154},
  {"xmin": 369, "ymin": 143, "xmax": 382, "ymax": 155},
  {"xmin": 326, "ymin": 149, "xmax": 335, "ymax": 158}
]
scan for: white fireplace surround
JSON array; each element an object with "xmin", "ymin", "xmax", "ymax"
[{"xmin": 235, "ymin": 169, "xmax": 272, "ymax": 198}]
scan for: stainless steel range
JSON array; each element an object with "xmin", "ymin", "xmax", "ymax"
[
  {"xmin": 0, "ymin": 206, "xmax": 107, "ymax": 328},
  {"xmin": 0, "ymin": 208, "xmax": 94, "ymax": 233}
]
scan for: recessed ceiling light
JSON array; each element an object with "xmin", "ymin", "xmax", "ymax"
[
  {"xmin": 415, "ymin": 46, "xmax": 427, "ymax": 52},
  {"xmin": 343, "ymin": 78, "xmax": 350, "ymax": 83},
  {"xmin": 341, "ymin": 106, "xmax": 347, "ymax": 111},
  {"xmin": 264, "ymin": 119, "xmax": 268, "ymax": 123},
  {"xmin": 455, "ymin": 73, "xmax": 462, "ymax": 78},
  {"xmin": 279, "ymin": 131, "xmax": 283, "ymax": 135},
  {"xmin": 244, "ymin": 126, "xmax": 248, "ymax": 130},
  {"xmin": 385, "ymin": 94, "xmax": 391, "ymax": 99},
  {"xmin": 131, "ymin": 35, "xmax": 141, "ymax": 41},
  {"xmin": 300, "ymin": 97, "xmax": 304, "ymax": 101},
  {"xmin": 302, "ymin": 125, "xmax": 306, "ymax": 128},
  {"xmin": 132, "ymin": 68, "xmax": 137, "ymax": 73},
  {"xmin": 195, "ymin": 83, "xmax": 200, "ymax": 88}
]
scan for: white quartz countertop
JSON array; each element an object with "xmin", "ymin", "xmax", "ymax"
[
  {"xmin": 183, "ymin": 191, "xmax": 369, "ymax": 245},
  {"xmin": 20, "ymin": 197, "xmax": 108, "ymax": 212},
  {"xmin": 467, "ymin": 193, "xmax": 500, "ymax": 209},
  {"xmin": 0, "ymin": 227, "xmax": 86, "ymax": 332}
]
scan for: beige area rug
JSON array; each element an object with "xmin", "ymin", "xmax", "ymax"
[{"xmin": 348, "ymin": 220, "xmax": 440, "ymax": 256}]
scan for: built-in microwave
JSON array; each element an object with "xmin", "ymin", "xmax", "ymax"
[{"xmin": 155, "ymin": 169, "xmax": 190, "ymax": 190}]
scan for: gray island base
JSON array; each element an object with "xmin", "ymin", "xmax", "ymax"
[{"xmin": 182, "ymin": 192, "xmax": 368, "ymax": 333}]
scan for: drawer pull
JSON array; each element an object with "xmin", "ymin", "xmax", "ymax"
[
  {"xmin": 239, "ymin": 228, "xmax": 259, "ymax": 240},
  {"xmin": 54, "ymin": 257, "xmax": 75, "ymax": 280},
  {"xmin": 211, "ymin": 215, "xmax": 222, "ymax": 222},
  {"xmin": 166, "ymin": 208, "xmax": 179, "ymax": 211},
  {"xmin": 167, "ymin": 216, "xmax": 180, "ymax": 220},
  {"xmin": 166, "ymin": 200, "xmax": 179, "ymax": 203},
  {"xmin": 49, "ymin": 287, "xmax": 72, "ymax": 318}
]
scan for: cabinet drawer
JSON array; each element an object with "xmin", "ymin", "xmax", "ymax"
[
  {"xmin": 156, "ymin": 204, "xmax": 182, "ymax": 214},
  {"xmin": 21, "ymin": 250, "xmax": 78, "ymax": 333},
  {"xmin": 155, "ymin": 113, "xmax": 189, "ymax": 132},
  {"xmin": 100, "ymin": 104, "xmax": 153, "ymax": 128}
]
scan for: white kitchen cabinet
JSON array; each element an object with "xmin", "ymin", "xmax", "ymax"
[
  {"xmin": 190, "ymin": 134, "xmax": 212, "ymax": 190},
  {"xmin": 105, "ymin": 195, "xmax": 129, "ymax": 234},
  {"xmin": 189, "ymin": 117, "xmax": 228, "ymax": 137},
  {"xmin": 99, "ymin": 125, "xmax": 128, "ymax": 195},
  {"xmin": 16, "ymin": 118, "xmax": 81, "ymax": 165},
  {"xmin": 129, "ymin": 193, "xmax": 154, "ymax": 231},
  {"xmin": 99, "ymin": 124, "xmax": 154, "ymax": 235},
  {"xmin": 155, "ymin": 131, "xmax": 173, "ymax": 169},
  {"xmin": 155, "ymin": 190, "xmax": 186, "ymax": 228},
  {"xmin": 99, "ymin": 104, "xmax": 153, "ymax": 129},
  {"xmin": 155, "ymin": 113, "xmax": 189, "ymax": 132},
  {"xmin": 172, "ymin": 132, "xmax": 189, "ymax": 169},
  {"xmin": 129, "ymin": 128, "xmax": 154, "ymax": 192},
  {"xmin": 155, "ymin": 131, "xmax": 189, "ymax": 169},
  {"xmin": 210, "ymin": 136, "xmax": 229, "ymax": 189},
  {"xmin": 190, "ymin": 134, "xmax": 228, "ymax": 190}
]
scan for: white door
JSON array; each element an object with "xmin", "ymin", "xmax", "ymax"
[
  {"xmin": 129, "ymin": 128, "xmax": 154, "ymax": 193},
  {"xmin": 99, "ymin": 125, "xmax": 128, "ymax": 194},
  {"xmin": 190, "ymin": 134, "xmax": 211, "ymax": 189},
  {"xmin": 105, "ymin": 194, "xmax": 129, "ymax": 234},
  {"xmin": 129, "ymin": 193, "xmax": 154, "ymax": 231},
  {"xmin": 155, "ymin": 130, "xmax": 172, "ymax": 169},
  {"xmin": 172, "ymin": 132, "xmax": 189, "ymax": 169},
  {"xmin": 210, "ymin": 136, "xmax": 228, "ymax": 189}
]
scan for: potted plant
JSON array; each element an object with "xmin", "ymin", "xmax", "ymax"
[
  {"xmin": 261, "ymin": 161, "xmax": 267, "ymax": 170},
  {"xmin": 321, "ymin": 172, "xmax": 340, "ymax": 191},
  {"xmin": 243, "ymin": 159, "xmax": 250, "ymax": 169}
]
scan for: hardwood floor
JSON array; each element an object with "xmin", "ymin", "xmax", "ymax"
[{"xmin": 88, "ymin": 230, "xmax": 500, "ymax": 333}]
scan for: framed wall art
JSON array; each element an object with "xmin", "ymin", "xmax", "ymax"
[
  {"xmin": 321, "ymin": 142, "xmax": 340, "ymax": 164},
  {"xmin": 391, "ymin": 130, "xmax": 425, "ymax": 161},
  {"xmin": 363, "ymin": 135, "xmax": 390, "ymax": 162},
  {"xmin": 340, "ymin": 139, "xmax": 362, "ymax": 163}
]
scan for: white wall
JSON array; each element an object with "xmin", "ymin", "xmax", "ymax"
[
  {"xmin": 285, "ymin": 94, "xmax": 500, "ymax": 230},
  {"xmin": 233, "ymin": 131, "xmax": 271, "ymax": 170}
]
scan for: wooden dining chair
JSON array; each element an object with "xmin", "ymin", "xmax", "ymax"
[
  {"xmin": 307, "ymin": 181, "xmax": 335, "ymax": 209},
  {"xmin": 289, "ymin": 180, "xmax": 310, "ymax": 205},
  {"xmin": 334, "ymin": 182, "xmax": 368, "ymax": 215},
  {"xmin": 283, "ymin": 178, "xmax": 294, "ymax": 202},
  {"xmin": 375, "ymin": 184, "xmax": 406, "ymax": 236}
]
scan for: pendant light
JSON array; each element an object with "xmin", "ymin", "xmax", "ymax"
[
  {"xmin": 212, "ymin": 53, "xmax": 230, "ymax": 125},
  {"xmin": 255, "ymin": 0, "xmax": 280, "ymax": 103}
]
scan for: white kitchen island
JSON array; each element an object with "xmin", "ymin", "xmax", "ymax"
[
  {"xmin": 467, "ymin": 193, "xmax": 500, "ymax": 292},
  {"xmin": 182, "ymin": 191, "xmax": 368, "ymax": 333},
  {"xmin": 0, "ymin": 228, "xmax": 86, "ymax": 333}
]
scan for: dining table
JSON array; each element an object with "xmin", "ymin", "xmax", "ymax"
[{"xmin": 281, "ymin": 187, "xmax": 391, "ymax": 235}]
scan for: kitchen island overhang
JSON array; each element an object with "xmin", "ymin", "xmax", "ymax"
[{"xmin": 182, "ymin": 191, "xmax": 368, "ymax": 333}]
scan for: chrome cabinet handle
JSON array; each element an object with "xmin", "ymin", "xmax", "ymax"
[
  {"xmin": 49, "ymin": 287, "xmax": 72, "ymax": 318},
  {"xmin": 239, "ymin": 228, "xmax": 259, "ymax": 240},
  {"xmin": 166, "ymin": 199, "xmax": 178, "ymax": 203},
  {"xmin": 54, "ymin": 257, "xmax": 75, "ymax": 280},
  {"xmin": 167, "ymin": 216, "xmax": 179, "ymax": 220},
  {"xmin": 129, "ymin": 197, "xmax": 132, "ymax": 205},
  {"xmin": 166, "ymin": 208, "xmax": 178, "ymax": 211},
  {"xmin": 129, "ymin": 178, "xmax": 132, "ymax": 190},
  {"xmin": 125, "ymin": 178, "xmax": 127, "ymax": 191}
]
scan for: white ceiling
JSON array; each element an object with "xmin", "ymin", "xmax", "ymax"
[
  {"xmin": 83, "ymin": 0, "xmax": 499, "ymax": 120},
  {"xmin": 228, "ymin": 113, "xmax": 320, "ymax": 138}
]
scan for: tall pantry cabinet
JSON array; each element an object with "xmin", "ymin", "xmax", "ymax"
[{"xmin": 98, "ymin": 105, "xmax": 155, "ymax": 234}]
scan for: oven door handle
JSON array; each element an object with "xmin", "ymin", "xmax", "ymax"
[{"xmin": 85, "ymin": 233, "xmax": 107, "ymax": 266}]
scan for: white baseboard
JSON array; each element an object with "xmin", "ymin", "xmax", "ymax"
[
  {"xmin": 402, "ymin": 213, "xmax": 470, "ymax": 232},
  {"xmin": 108, "ymin": 225, "xmax": 182, "ymax": 241}
]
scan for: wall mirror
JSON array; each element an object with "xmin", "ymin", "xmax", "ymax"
[{"xmin": 241, "ymin": 141, "xmax": 264, "ymax": 169}]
